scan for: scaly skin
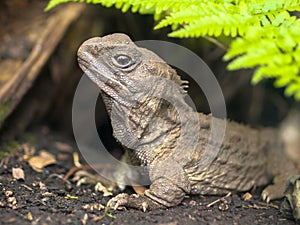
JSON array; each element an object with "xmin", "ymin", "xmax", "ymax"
[{"xmin": 77, "ymin": 33, "xmax": 298, "ymax": 211}]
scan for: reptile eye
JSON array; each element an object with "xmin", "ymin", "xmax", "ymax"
[{"xmin": 113, "ymin": 54, "xmax": 132, "ymax": 68}]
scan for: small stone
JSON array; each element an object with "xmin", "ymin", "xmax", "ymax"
[
  {"xmin": 218, "ymin": 202, "xmax": 229, "ymax": 211},
  {"xmin": 7, "ymin": 196, "xmax": 17, "ymax": 205},
  {"xmin": 5, "ymin": 190, "xmax": 13, "ymax": 197},
  {"xmin": 242, "ymin": 192, "xmax": 252, "ymax": 201},
  {"xmin": 189, "ymin": 200, "xmax": 197, "ymax": 206}
]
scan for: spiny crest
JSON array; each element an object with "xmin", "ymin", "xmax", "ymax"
[{"xmin": 146, "ymin": 60, "xmax": 189, "ymax": 95}]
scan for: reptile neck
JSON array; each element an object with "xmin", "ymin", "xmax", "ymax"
[{"xmin": 123, "ymin": 97, "xmax": 198, "ymax": 166}]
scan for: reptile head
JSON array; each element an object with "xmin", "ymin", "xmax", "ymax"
[
  {"xmin": 78, "ymin": 33, "xmax": 161, "ymax": 105},
  {"xmin": 77, "ymin": 33, "xmax": 185, "ymax": 107}
]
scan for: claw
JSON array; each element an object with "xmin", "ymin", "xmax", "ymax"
[
  {"xmin": 261, "ymin": 181, "xmax": 286, "ymax": 203},
  {"xmin": 142, "ymin": 201, "xmax": 148, "ymax": 212},
  {"xmin": 261, "ymin": 192, "xmax": 266, "ymax": 201},
  {"xmin": 261, "ymin": 190, "xmax": 271, "ymax": 203},
  {"xmin": 261, "ymin": 190, "xmax": 270, "ymax": 203}
]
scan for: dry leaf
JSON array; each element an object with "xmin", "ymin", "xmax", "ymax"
[
  {"xmin": 242, "ymin": 192, "xmax": 253, "ymax": 201},
  {"xmin": 82, "ymin": 203, "xmax": 104, "ymax": 211},
  {"xmin": 28, "ymin": 150, "xmax": 56, "ymax": 172},
  {"xmin": 27, "ymin": 212, "xmax": 33, "ymax": 221},
  {"xmin": 73, "ymin": 152, "xmax": 81, "ymax": 167},
  {"xmin": 95, "ymin": 182, "xmax": 113, "ymax": 197},
  {"xmin": 81, "ymin": 213, "xmax": 88, "ymax": 225},
  {"xmin": 12, "ymin": 167, "xmax": 25, "ymax": 180},
  {"xmin": 39, "ymin": 182, "xmax": 47, "ymax": 190}
]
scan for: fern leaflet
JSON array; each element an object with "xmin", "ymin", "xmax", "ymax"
[{"xmin": 46, "ymin": 0, "xmax": 300, "ymax": 100}]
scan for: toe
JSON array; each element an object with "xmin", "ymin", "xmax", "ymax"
[
  {"xmin": 107, "ymin": 193, "xmax": 129, "ymax": 210},
  {"xmin": 261, "ymin": 183, "xmax": 286, "ymax": 202}
]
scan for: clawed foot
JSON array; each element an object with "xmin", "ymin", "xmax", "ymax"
[
  {"xmin": 107, "ymin": 193, "xmax": 165, "ymax": 211},
  {"xmin": 261, "ymin": 183, "xmax": 286, "ymax": 203},
  {"xmin": 261, "ymin": 174, "xmax": 290, "ymax": 203},
  {"xmin": 107, "ymin": 193, "xmax": 131, "ymax": 210}
]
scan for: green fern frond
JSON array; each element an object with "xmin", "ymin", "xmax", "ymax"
[
  {"xmin": 46, "ymin": 0, "xmax": 153, "ymax": 13},
  {"xmin": 46, "ymin": 0, "xmax": 300, "ymax": 100},
  {"xmin": 155, "ymin": 3, "xmax": 257, "ymax": 37},
  {"xmin": 225, "ymin": 20, "xmax": 300, "ymax": 100},
  {"xmin": 247, "ymin": 0, "xmax": 300, "ymax": 14},
  {"xmin": 157, "ymin": 2, "xmax": 297, "ymax": 38},
  {"xmin": 47, "ymin": 0, "xmax": 300, "ymax": 37},
  {"xmin": 46, "ymin": 0, "xmax": 190, "ymax": 14}
]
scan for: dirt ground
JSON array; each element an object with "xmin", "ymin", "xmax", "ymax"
[
  {"xmin": 0, "ymin": 127, "xmax": 295, "ymax": 225},
  {"xmin": 0, "ymin": 2, "xmax": 298, "ymax": 224}
]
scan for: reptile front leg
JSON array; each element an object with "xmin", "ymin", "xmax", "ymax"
[
  {"xmin": 108, "ymin": 158, "xmax": 191, "ymax": 211},
  {"xmin": 107, "ymin": 178, "xmax": 187, "ymax": 211}
]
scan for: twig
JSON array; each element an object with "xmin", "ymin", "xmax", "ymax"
[
  {"xmin": 206, "ymin": 192, "xmax": 232, "ymax": 207},
  {"xmin": 256, "ymin": 201, "xmax": 279, "ymax": 209}
]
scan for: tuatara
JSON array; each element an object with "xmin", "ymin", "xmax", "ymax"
[{"xmin": 77, "ymin": 33, "xmax": 298, "ymax": 211}]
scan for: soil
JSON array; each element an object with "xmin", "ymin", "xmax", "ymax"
[
  {"xmin": 0, "ymin": 1, "xmax": 298, "ymax": 225},
  {"xmin": 0, "ymin": 127, "xmax": 295, "ymax": 225}
]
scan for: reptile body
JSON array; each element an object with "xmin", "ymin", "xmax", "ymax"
[{"xmin": 77, "ymin": 33, "xmax": 297, "ymax": 211}]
